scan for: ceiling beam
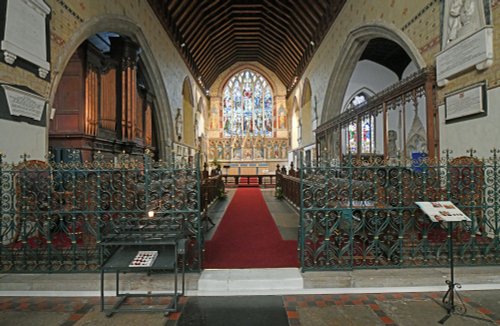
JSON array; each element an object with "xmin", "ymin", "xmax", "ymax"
[{"xmin": 148, "ymin": 0, "xmax": 346, "ymax": 90}]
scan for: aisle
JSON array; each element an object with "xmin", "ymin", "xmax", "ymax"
[{"xmin": 203, "ymin": 188, "xmax": 298, "ymax": 269}]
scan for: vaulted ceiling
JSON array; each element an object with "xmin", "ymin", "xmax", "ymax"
[{"xmin": 148, "ymin": 0, "xmax": 346, "ymax": 93}]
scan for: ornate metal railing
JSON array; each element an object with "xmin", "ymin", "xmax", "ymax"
[
  {"xmin": 0, "ymin": 152, "xmax": 202, "ymax": 272},
  {"xmin": 299, "ymin": 150, "xmax": 500, "ymax": 271}
]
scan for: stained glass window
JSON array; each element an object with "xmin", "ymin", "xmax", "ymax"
[
  {"xmin": 223, "ymin": 70, "xmax": 273, "ymax": 137},
  {"xmin": 344, "ymin": 92, "xmax": 374, "ymax": 154},
  {"xmin": 361, "ymin": 116, "xmax": 373, "ymax": 153},
  {"xmin": 347, "ymin": 122, "xmax": 357, "ymax": 153}
]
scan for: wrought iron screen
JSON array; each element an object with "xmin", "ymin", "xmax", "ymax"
[
  {"xmin": 0, "ymin": 152, "xmax": 201, "ymax": 272},
  {"xmin": 299, "ymin": 150, "xmax": 500, "ymax": 271}
]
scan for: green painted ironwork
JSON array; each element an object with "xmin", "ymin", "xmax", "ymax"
[
  {"xmin": 299, "ymin": 150, "xmax": 500, "ymax": 271},
  {"xmin": 0, "ymin": 152, "xmax": 202, "ymax": 273}
]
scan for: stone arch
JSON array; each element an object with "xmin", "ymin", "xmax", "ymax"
[
  {"xmin": 210, "ymin": 62, "xmax": 287, "ymax": 98},
  {"xmin": 291, "ymin": 96, "xmax": 300, "ymax": 149},
  {"xmin": 321, "ymin": 22, "xmax": 426, "ymax": 124},
  {"xmin": 342, "ymin": 87, "xmax": 376, "ymax": 112},
  {"xmin": 301, "ymin": 79, "xmax": 313, "ymax": 145},
  {"xmin": 182, "ymin": 77, "xmax": 195, "ymax": 146},
  {"xmin": 48, "ymin": 14, "xmax": 173, "ymax": 159},
  {"xmin": 195, "ymin": 98, "xmax": 205, "ymax": 148}
]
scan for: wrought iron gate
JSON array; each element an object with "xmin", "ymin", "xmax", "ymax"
[
  {"xmin": 299, "ymin": 151, "xmax": 500, "ymax": 271},
  {"xmin": 0, "ymin": 152, "xmax": 202, "ymax": 272}
]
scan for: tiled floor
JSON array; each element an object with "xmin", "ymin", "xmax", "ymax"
[{"xmin": 1, "ymin": 291, "xmax": 499, "ymax": 325}]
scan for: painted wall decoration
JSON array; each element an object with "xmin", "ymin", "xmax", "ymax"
[
  {"xmin": 209, "ymin": 106, "xmax": 218, "ymax": 129},
  {"xmin": 278, "ymin": 106, "xmax": 287, "ymax": 130},
  {"xmin": 208, "ymin": 137, "xmax": 288, "ymax": 161}
]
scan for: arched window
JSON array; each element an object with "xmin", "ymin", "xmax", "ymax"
[
  {"xmin": 222, "ymin": 70, "xmax": 273, "ymax": 137},
  {"xmin": 344, "ymin": 92, "xmax": 374, "ymax": 154}
]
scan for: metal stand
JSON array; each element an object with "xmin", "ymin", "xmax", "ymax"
[
  {"xmin": 202, "ymin": 210, "xmax": 215, "ymax": 231},
  {"xmin": 202, "ymin": 191, "xmax": 215, "ymax": 231},
  {"xmin": 436, "ymin": 221, "xmax": 492, "ymax": 324}
]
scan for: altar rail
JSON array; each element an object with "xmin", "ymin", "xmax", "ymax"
[
  {"xmin": 292, "ymin": 150, "xmax": 500, "ymax": 271},
  {"xmin": 0, "ymin": 153, "xmax": 203, "ymax": 273},
  {"xmin": 222, "ymin": 174, "xmax": 276, "ymax": 187},
  {"xmin": 276, "ymin": 173, "xmax": 300, "ymax": 206}
]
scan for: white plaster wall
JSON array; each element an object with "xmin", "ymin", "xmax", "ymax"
[
  {"xmin": 341, "ymin": 60, "xmax": 398, "ymax": 109},
  {"xmin": 401, "ymin": 62, "xmax": 418, "ymax": 79},
  {"xmin": 0, "ymin": 120, "xmax": 46, "ymax": 163},
  {"xmin": 439, "ymin": 86, "xmax": 500, "ymax": 159}
]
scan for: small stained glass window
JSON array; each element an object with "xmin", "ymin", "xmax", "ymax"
[{"xmin": 345, "ymin": 92, "xmax": 374, "ymax": 154}]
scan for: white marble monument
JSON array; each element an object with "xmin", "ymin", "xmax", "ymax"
[
  {"xmin": 437, "ymin": 0, "xmax": 493, "ymax": 87},
  {"xmin": 1, "ymin": 0, "xmax": 51, "ymax": 79}
]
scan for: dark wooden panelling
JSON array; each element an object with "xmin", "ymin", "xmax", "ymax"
[
  {"xmin": 100, "ymin": 68, "xmax": 117, "ymax": 131},
  {"xmin": 50, "ymin": 40, "xmax": 157, "ymax": 159},
  {"xmin": 53, "ymin": 114, "xmax": 80, "ymax": 132},
  {"xmin": 50, "ymin": 49, "xmax": 84, "ymax": 133}
]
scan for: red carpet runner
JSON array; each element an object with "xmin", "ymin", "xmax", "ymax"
[{"xmin": 203, "ymin": 188, "xmax": 298, "ymax": 268}]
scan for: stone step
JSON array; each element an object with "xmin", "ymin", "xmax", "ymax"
[{"xmin": 197, "ymin": 268, "xmax": 303, "ymax": 294}]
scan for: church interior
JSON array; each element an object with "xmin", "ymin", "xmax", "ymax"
[{"xmin": 2, "ymin": 0, "xmax": 500, "ymax": 324}]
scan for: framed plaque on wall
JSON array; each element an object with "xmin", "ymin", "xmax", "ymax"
[{"xmin": 445, "ymin": 81, "xmax": 487, "ymax": 123}]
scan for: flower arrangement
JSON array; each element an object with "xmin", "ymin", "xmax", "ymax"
[
  {"xmin": 218, "ymin": 188, "xmax": 227, "ymax": 199},
  {"xmin": 275, "ymin": 186, "xmax": 283, "ymax": 199}
]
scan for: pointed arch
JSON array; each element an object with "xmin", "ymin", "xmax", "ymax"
[
  {"xmin": 194, "ymin": 98, "xmax": 205, "ymax": 149},
  {"xmin": 212, "ymin": 62, "xmax": 286, "ymax": 97},
  {"xmin": 321, "ymin": 22, "xmax": 426, "ymax": 124},
  {"xmin": 182, "ymin": 77, "xmax": 195, "ymax": 146},
  {"xmin": 342, "ymin": 87, "xmax": 376, "ymax": 112},
  {"xmin": 301, "ymin": 79, "xmax": 313, "ymax": 145},
  {"xmin": 48, "ymin": 14, "xmax": 173, "ymax": 158},
  {"xmin": 291, "ymin": 97, "xmax": 300, "ymax": 149}
]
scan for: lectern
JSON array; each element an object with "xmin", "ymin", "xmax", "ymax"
[{"xmin": 416, "ymin": 201, "xmax": 492, "ymax": 324}]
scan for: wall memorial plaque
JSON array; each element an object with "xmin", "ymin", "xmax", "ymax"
[
  {"xmin": 436, "ymin": 26, "xmax": 493, "ymax": 87},
  {"xmin": 437, "ymin": 0, "xmax": 493, "ymax": 87},
  {"xmin": 2, "ymin": 84, "xmax": 46, "ymax": 121},
  {"xmin": 0, "ymin": 0, "xmax": 51, "ymax": 79},
  {"xmin": 444, "ymin": 82, "xmax": 486, "ymax": 122}
]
